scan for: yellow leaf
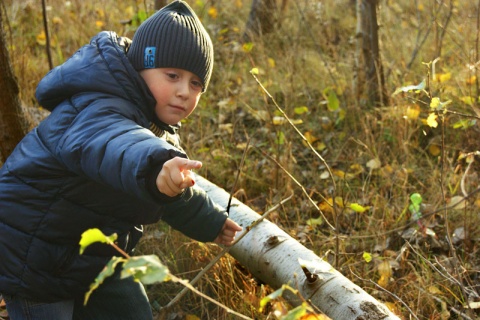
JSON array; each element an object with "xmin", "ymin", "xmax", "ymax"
[
  {"xmin": 426, "ymin": 113, "xmax": 438, "ymax": 128},
  {"xmin": 383, "ymin": 302, "xmax": 398, "ymax": 313},
  {"xmin": 52, "ymin": 16, "xmax": 63, "ymax": 25},
  {"xmin": 96, "ymin": 8, "xmax": 105, "ymax": 18},
  {"xmin": 268, "ymin": 57, "xmax": 275, "ymax": 68},
  {"xmin": 349, "ymin": 203, "xmax": 370, "ymax": 213},
  {"xmin": 430, "ymin": 97, "xmax": 440, "ymax": 109},
  {"xmin": 272, "ymin": 116, "xmax": 286, "ymax": 125},
  {"xmin": 208, "ymin": 7, "xmax": 218, "ymax": 19},
  {"xmin": 345, "ymin": 163, "xmax": 364, "ymax": 179},
  {"xmin": 428, "ymin": 144, "xmax": 441, "ymax": 156},
  {"xmin": 435, "ymin": 72, "xmax": 451, "ymax": 83},
  {"xmin": 318, "ymin": 197, "xmax": 344, "ymax": 213},
  {"xmin": 378, "ymin": 260, "xmax": 392, "ymax": 278},
  {"xmin": 474, "ymin": 198, "xmax": 480, "ymax": 208},
  {"xmin": 307, "ymin": 217, "xmax": 323, "ymax": 227},
  {"xmin": 318, "ymin": 200, "xmax": 333, "ymax": 213},
  {"xmin": 449, "ymin": 195, "xmax": 466, "ymax": 210},
  {"xmin": 405, "ymin": 104, "xmax": 420, "ymax": 120},
  {"xmin": 460, "ymin": 96, "xmax": 475, "ymax": 106},
  {"xmin": 314, "ymin": 141, "xmax": 326, "ymax": 151},
  {"xmin": 382, "ymin": 164, "xmax": 394, "ymax": 174},
  {"xmin": 125, "ymin": 6, "xmax": 135, "ymax": 18},
  {"xmin": 377, "ymin": 260, "xmax": 392, "ymax": 287},
  {"xmin": 235, "ymin": 0, "xmax": 243, "ymax": 8},
  {"xmin": 79, "ymin": 228, "xmax": 117, "ymax": 254},
  {"xmin": 332, "ymin": 169, "xmax": 345, "ymax": 178},
  {"xmin": 249, "ymin": 67, "xmax": 259, "ymax": 74},
  {"xmin": 304, "ymin": 131, "xmax": 318, "ymax": 144},
  {"xmin": 363, "ymin": 252, "xmax": 372, "ymax": 263},
  {"xmin": 185, "ymin": 315, "xmax": 200, "ymax": 320},
  {"xmin": 95, "ymin": 20, "xmax": 105, "ymax": 29},
  {"xmin": 243, "ymin": 43, "xmax": 254, "ymax": 53},
  {"xmin": 236, "ymin": 142, "xmax": 248, "ymax": 150},
  {"xmin": 428, "ymin": 285, "xmax": 443, "ymax": 295},
  {"xmin": 36, "ymin": 31, "xmax": 46, "ymax": 46},
  {"xmin": 466, "ymin": 75, "xmax": 476, "ymax": 85},
  {"xmin": 378, "ymin": 275, "xmax": 389, "ymax": 287}
]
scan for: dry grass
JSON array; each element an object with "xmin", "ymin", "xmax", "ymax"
[{"xmin": 3, "ymin": 0, "xmax": 480, "ymax": 319}]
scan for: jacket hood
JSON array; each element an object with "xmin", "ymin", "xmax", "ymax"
[{"xmin": 35, "ymin": 31, "xmax": 156, "ymax": 119}]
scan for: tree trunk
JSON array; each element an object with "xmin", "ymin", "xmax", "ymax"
[
  {"xmin": 354, "ymin": 0, "xmax": 389, "ymax": 107},
  {"xmin": 196, "ymin": 176, "xmax": 400, "ymax": 319},
  {"xmin": 0, "ymin": 6, "xmax": 29, "ymax": 163}
]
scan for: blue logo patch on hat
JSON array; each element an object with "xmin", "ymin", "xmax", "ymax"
[{"xmin": 144, "ymin": 47, "xmax": 156, "ymax": 69}]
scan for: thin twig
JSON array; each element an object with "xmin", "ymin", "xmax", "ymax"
[
  {"xmin": 227, "ymin": 137, "xmax": 251, "ymax": 213},
  {"xmin": 162, "ymin": 194, "xmax": 293, "ymax": 311},
  {"xmin": 254, "ymin": 146, "xmax": 335, "ymax": 231},
  {"xmin": 249, "ymin": 71, "xmax": 337, "ymax": 227},
  {"xmin": 41, "ymin": 0, "xmax": 53, "ymax": 70},
  {"xmin": 169, "ymin": 275, "xmax": 253, "ymax": 320}
]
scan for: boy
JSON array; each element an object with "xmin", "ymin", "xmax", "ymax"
[{"xmin": 0, "ymin": 1, "xmax": 242, "ymax": 319}]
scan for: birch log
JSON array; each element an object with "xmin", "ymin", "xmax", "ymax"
[{"xmin": 196, "ymin": 175, "xmax": 400, "ymax": 320}]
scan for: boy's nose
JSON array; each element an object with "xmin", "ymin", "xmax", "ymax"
[{"xmin": 176, "ymin": 81, "xmax": 190, "ymax": 99}]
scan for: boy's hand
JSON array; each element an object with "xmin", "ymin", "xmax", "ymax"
[
  {"xmin": 156, "ymin": 157, "xmax": 202, "ymax": 197},
  {"xmin": 214, "ymin": 218, "xmax": 243, "ymax": 246}
]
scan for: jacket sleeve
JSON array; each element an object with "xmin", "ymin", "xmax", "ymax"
[
  {"xmin": 160, "ymin": 185, "xmax": 228, "ymax": 242},
  {"xmin": 48, "ymin": 96, "xmax": 183, "ymax": 203}
]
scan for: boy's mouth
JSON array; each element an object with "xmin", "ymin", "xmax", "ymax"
[{"xmin": 169, "ymin": 104, "xmax": 185, "ymax": 111}]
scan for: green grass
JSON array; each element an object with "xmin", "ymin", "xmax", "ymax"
[{"xmin": 4, "ymin": 0, "xmax": 480, "ymax": 318}]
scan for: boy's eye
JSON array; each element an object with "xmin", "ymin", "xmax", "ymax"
[
  {"xmin": 166, "ymin": 73, "xmax": 178, "ymax": 79},
  {"xmin": 191, "ymin": 80, "xmax": 203, "ymax": 90}
]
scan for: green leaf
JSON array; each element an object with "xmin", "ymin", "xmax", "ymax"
[
  {"xmin": 259, "ymin": 284, "xmax": 297, "ymax": 312},
  {"xmin": 243, "ymin": 42, "xmax": 254, "ymax": 53},
  {"xmin": 259, "ymin": 286, "xmax": 285, "ymax": 311},
  {"xmin": 276, "ymin": 131, "xmax": 285, "ymax": 145},
  {"xmin": 294, "ymin": 106, "xmax": 309, "ymax": 115},
  {"xmin": 79, "ymin": 228, "xmax": 117, "ymax": 254},
  {"xmin": 121, "ymin": 255, "xmax": 171, "ymax": 285},
  {"xmin": 282, "ymin": 304, "xmax": 308, "ymax": 320},
  {"xmin": 84, "ymin": 256, "xmax": 124, "ymax": 305},
  {"xmin": 392, "ymin": 80, "xmax": 426, "ymax": 96},
  {"xmin": 409, "ymin": 193, "xmax": 423, "ymax": 220},
  {"xmin": 323, "ymin": 88, "xmax": 339, "ymax": 112},
  {"xmin": 410, "ymin": 193, "xmax": 422, "ymax": 206},
  {"xmin": 452, "ymin": 119, "xmax": 476, "ymax": 129},
  {"xmin": 306, "ymin": 216, "xmax": 323, "ymax": 227}
]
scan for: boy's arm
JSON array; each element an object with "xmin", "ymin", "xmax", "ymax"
[{"xmin": 159, "ymin": 184, "xmax": 229, "ymax": 242}]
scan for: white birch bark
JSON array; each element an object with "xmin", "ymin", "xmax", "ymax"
[{"xmin": 196, "ymin": 175, "xmax": 400, "ymax": 320}]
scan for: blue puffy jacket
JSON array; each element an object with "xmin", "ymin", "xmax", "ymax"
[{"xmin": 0, "ymin": 31, "xmax": 227, "ymax": 302}]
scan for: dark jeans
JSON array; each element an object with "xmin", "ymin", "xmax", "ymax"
[{"xmin": 3, "ymin": 270, "xmax": 153, "ymax": 320}]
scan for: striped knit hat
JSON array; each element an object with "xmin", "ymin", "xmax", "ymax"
[{"xmin": 127, "ymin": 1, "xmax": 214, "ymax": 91}]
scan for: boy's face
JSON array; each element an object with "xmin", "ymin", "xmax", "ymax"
[{"xmin": 140, "ymin": 68, "xmax": 203, "ymax": 125}]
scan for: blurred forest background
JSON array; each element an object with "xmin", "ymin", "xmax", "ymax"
[{"xmin": 1, "ymin": 0, "xmax": 480, "ymax": 319}]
